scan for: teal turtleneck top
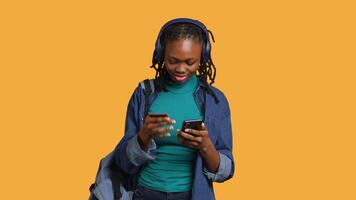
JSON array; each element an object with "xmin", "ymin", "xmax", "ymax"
[{"xmin": 138, "ymin": 74, "xmax": 203, "ymax": 192}]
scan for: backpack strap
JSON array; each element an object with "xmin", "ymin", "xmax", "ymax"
[{"xmin": 139, "ymin": 79, "xmax": 155, "ymax": 117}]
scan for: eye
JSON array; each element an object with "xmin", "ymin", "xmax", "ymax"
[
  {"xmin": 169, "ymin": 60, "xmax": 178, "ymax": 64},
  {"xmin": 186, "ymin": 61, "xmax": 195, "ymax": 66}
]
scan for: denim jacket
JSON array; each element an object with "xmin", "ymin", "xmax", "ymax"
[{"xmin": 114, "ymin": 77, "xmax": 235, "ymax": 200}]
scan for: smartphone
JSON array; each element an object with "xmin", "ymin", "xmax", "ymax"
[
  {"xmin": 181, "ymin": 119, "xmax": 203, "ymax": 134},
  {"xmin": 148, "ymin": 113, "xmax": 169, "ymax": 118}
]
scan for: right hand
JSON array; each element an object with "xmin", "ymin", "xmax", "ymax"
[{"xmin": 137, "ymin": 114, "xmax": 176, "ymax": 150}]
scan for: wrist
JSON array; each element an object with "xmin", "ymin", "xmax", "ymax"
[
  {"xmin": 138, "ymin": 130, "xmax": 151, "ymax": 151},
  {"xmin": 199, "ymin": 140, "xmax": 213, "ymax": 154}
]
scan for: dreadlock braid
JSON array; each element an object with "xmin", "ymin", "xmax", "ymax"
[{"xmin": 150, "ymin": 22, "xmax": 217, "ymax": 92}]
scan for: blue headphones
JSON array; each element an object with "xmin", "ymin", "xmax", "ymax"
[{"xmin": 153, "ymin": 18, "xmax": 213, "ymax": 64}]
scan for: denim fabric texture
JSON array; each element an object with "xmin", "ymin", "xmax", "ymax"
[{"xmin": 114, "ymin": 77, "xmax": 235, "ymax": 200}]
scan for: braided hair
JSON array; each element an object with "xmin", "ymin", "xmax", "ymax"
[{"xmin": 150, "ymin": 22, "xmax": 217, "ymax": 94}]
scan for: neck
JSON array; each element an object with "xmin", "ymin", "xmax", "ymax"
[{"xmin": 163, "ymin": 74, "xmax": 199, "ymax": 93}]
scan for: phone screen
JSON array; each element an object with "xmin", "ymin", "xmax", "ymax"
[{"xmin": 181, "ymin": 119, "xmax": 203, "ymax": 133}]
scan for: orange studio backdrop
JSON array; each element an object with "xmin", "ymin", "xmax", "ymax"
[{"xmin": 0, "ymin": 0, "xmax": 355, "ymax": 199}]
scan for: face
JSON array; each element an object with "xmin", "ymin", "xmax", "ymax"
[{"xmin": 163, "ymin": 38, "xmax": 202, "ymax": 84}]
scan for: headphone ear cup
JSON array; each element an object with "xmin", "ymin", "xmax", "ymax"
[
  {"xmin": 155, "ymin": 40, "xmax": 163, "ymax": 62},
  {"xmin": 201, "ymin": 42, "xmax": 206, "ymax": 62},
  {"xmin": 203, "ymin": 40, "xmax": 211, "ymax": 62}
]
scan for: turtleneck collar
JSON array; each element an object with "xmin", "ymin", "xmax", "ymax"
[{"xmin": 163, "ymin": 74, "xmax": 199, "ymax": 94}]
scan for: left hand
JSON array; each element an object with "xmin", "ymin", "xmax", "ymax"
[{"xmin": 177, "ymin": 122, "xmax": 213, "ymax": 152}]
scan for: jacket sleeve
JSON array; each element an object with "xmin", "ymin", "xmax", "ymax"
[
  {"xmin": 113, "ymin": 85, "xmax": 156, "ymax": 175},
  {"xmin": 126, "ymin": 135, "xmax": 157, "ymax": 166},
  {"xmin": 203, "ymin": 99, "xmax": 235, "ymax": 182},
  {"xmin": 203, "ymin": 152, "xmax": 233, "ymax": 183}
]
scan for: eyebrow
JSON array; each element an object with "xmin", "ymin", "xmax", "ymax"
[{"xmin": 167, "ymin": 56, "xmax": 198, "ymax": 61}]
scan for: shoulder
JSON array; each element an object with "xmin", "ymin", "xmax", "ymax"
[
  {"xmin": 126, "ymin": 80, "xmax": 148, "ymax": 106},
  {"xmin": 130, "ymin": 78, "xmax": 157, "ymax": 100},
  {"xmin": 131, "ymin": 78, "xmax": 155, "ymax": 94},
  {"xmin": 208, "ymin": 84, "xmax": 230, "ymax": 105}
]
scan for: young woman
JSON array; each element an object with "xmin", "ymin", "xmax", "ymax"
[{"xmin": 114, "ymin": 18, "xmax": 234, "ymax": 200}]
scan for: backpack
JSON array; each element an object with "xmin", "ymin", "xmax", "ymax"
[{"xmin": 88, "ymin": 79, "xmax": 155, "ymax": 200}]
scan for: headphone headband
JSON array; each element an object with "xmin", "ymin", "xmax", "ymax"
[{"xmin": 153, "ymin": 18, "xmax": 212, "ymax": 63}]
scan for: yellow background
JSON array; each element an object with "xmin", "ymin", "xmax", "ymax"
[{"xmin": 1, "ymin": 0, "xmax": 355, "ymax": 199}]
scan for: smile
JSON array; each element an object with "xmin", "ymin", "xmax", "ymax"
[{"xmin": 173, "ymin": 74, "xmax": 187, "ymax": 82}]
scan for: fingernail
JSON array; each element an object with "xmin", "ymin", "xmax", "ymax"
[
  {"xmin": 172, "ymin": 120, "xmax": 176, "ymax": 124},
  {"xmin": 170, "ymin": 126, "xmax": 174, "ymax": 130},
  {"xmin": 165, "ymin": 133, "xmax": 171, "ymax": 137},
  {"xmin": 185, "ymin": 129, "xmax": 190, "ymax": 132}
]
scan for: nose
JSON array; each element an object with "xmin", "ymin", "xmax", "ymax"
[{"xmin": 175, "ymin": 64, "xmax": 186, "ymax": 74}]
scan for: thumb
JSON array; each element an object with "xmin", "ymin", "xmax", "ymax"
[{"xmin": 201, "ymin": 122, "xmax": 206, "ymax": 130}]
